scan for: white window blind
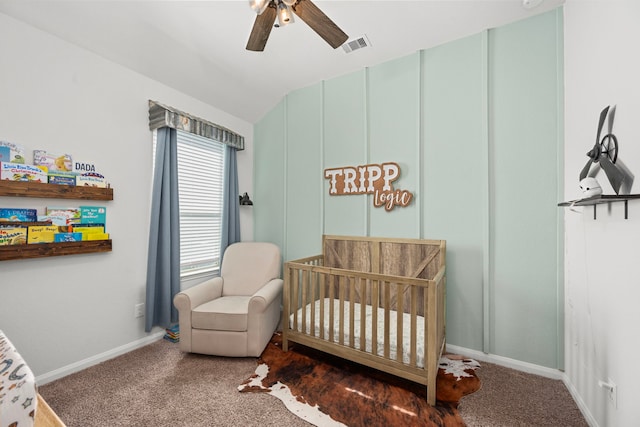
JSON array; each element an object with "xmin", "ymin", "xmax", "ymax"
[
  {"xmin": 153, "ymin": 130, "xmax": 225, "ymax": 278},
  {"xmin": 177, "ymin": 130, "xmax": 225, "ymax": 277}
]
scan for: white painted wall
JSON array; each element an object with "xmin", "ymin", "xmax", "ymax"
[
  {"xmin": 564, "ymin": 1, "xmax": 640, "ymax": 425},
  {"xmin": 0, "ymin": 13, "xmax": 253, "ymax": 378}
]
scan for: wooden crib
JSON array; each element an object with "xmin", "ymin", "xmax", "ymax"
[{"xmin": 282, "ymin": 235, "xmax": 446, "ymax": 405}]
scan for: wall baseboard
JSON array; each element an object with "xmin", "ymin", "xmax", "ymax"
[
  {"xmin": 446, "ymin": 344, "xmax": 598, "ymax": 426},
  {"xmin": 446, "ymin": 343, "xmax": 563, "ymax": 379},
  {"xmin": 561, "ymin": 375, "xmax": 599, "ymax": 427},
  {"xmin": 36, "ymin": 331, "xmax": 165, "ymax": 385}
]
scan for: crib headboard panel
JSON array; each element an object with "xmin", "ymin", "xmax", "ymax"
[{"xmin": 322, "ymin": 235, "xmax": 445, "ymax": 279}]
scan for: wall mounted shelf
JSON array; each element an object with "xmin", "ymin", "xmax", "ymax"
[
  {"xmin": 0, "ymin": 181, "xmax": 113, "ymax": 200},
  {"xmin": 558, "ymin": 194, "xmax": 640, "ymax": 219},
  {"xmin": 0, "ymin": 180, "xmax": 114, "ymax": 260},
  {"xmin": 0, "ymin": 240, "xmax": 112, "ymax": 261}
]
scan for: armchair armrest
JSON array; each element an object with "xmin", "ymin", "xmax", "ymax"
[
  {"xmin": 249, "ymin": 278, "xmax": 284, "ymax": 313},
  {"xmin": 174, "ymin": 276, "xmax": 223, "ymax": 311}
]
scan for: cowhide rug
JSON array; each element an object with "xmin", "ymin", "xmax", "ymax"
[{"xmin": 239, "ymin": 334, "xmax": 480, "ymax": 427}]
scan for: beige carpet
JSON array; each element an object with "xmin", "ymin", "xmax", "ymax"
[{"xmin": 38, "ymin": 339, "xmax": 587, "ymax": 426}]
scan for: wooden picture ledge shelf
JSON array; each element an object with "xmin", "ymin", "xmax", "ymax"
[
  {"xmin": 0, "ymin": 240, "xmax": 112, "ymax": 261},
  {"xmin": 0, "ymin": 181, "xmax": 113, "ymax": 200}
]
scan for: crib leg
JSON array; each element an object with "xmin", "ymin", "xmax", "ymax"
[
  {"xmin": 282, "ymin": 335, "xmax": 289, "ymax": 352},
  {"xmin": 427, "ymin": 384, "xmax": 436, "ymax": 406}
]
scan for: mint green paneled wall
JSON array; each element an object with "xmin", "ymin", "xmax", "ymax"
[
  {"xmin": 422, "ymin": 33, "xmax": 488, "ymax": 353},
  {"xmin": 285, "ymin": 85, "xmax": 323, "ymax": 261},
  {"xmin": 254, "ymin": 9, "xmax": 563, "ymax": 368},
  {"xmin": 368, "ymin": 54, "xmax": 421, "ymax": 237},
  {"xmin": 323, "ymin": 71, "xmax": 368, "ymax": 236},
  {"xmin": 489, "ymin": 11, "xmax": 563, "ymax": 368},
  {"xmin": 254, "ymin": 102, "xmax": 285, "ymax": 249}
]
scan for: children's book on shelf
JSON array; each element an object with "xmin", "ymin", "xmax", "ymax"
[
  {"xmin": 73, "ymin": 161, "xmax": 100, "ymax": 175},
  {"xmin": 48, "ymin": 171, "xmax": 77, "ymax": 186},
  {"xmin": 71, "ymin": 222, "xmax": 104, "ymax": 228},
  {"xmin": 27, "ymin": 225, "xmax": 58, "ymax": 244},
  {"xmin": 37, "ymin": 214, "xmax": 69, "ymax": 226},
  {"xmin": 0, "ymin": 226, "xmax": 27, "ymax": 245},
  {"xmin": 33, "ymin": 150, "xmax": 73, "ymax": 172},
  {"xmin": 80, "ymin": 206, "xmax": 106, "ymax": 224},
  {"xmin": 0, "ymin": 208, "xmax": 38, "ymax": 222},
  {"xmin": 54, "ymin": 232, "xmax": 83, "ymax": 242},
  {"xmin": 0, "ymin": 162, "xmax": 48, "ymax": 182},
  {"xmin": 0, "ymin": 147, "xmax": 10, "ymax": 163},
  {"xmin": 45, "ymin": 207, "xmax": 81, "ymax": 225},
  {"xmin": 72, "ymin": 224, "xmax": 105, "ymax": 240},
  {"xmin": 0, "ymin": 141, "xmax": 26, "ymax": 164},
  {"xmin": 76, "ymin": 172, "xmax": 107, "ymax": 188},
  {"xmin": 86, "ymin": 233, "xmax": 110, "ymax": 241}
]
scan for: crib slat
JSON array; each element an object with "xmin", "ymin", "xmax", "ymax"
[
  {"xmin": 410, "ymin": 285, "xmax": 418, "ymax": 367},
  {"xmin": 372, "ymin": 279, "xmax": 379, "ymax": 357},
  {"xmin": 282, "ymin": 264, "xmax": 291, "ymax": 351},
  {"xmin": 319, "ymin": 272, "xmax": 326, "ymax": 340},
  {"xmin": 310, "ymin": 271, "xmax": 316, "ymax": 337},
  {"xmin": 301, "ymin": 271, "xmax": 308, "ymax": 335},
  {"xmin": 292, "ymin": 268, "xmax": 299, "ymax": 332},
  {"xmin": 396, "ymin": 282, "xmax": 404, "ymax": 363},
  {"xmin": 384, "ymin": 281, "xmax": 390, "ymax": 359},
  {"xmin": 349, "ymin": 276, "xmax": 355, "ymax": 348},
  {"xmin": 359, "ymin": 277, "xmax": 366, "ymax": 352},
  {"xmin": 339, "ymin": 276, "xmax": 345, "ymax": 346},
  {"xmin": 329, "ymin": 275, "xmax": 335, "ymax": 343}
]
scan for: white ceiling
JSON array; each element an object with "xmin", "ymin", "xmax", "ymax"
[{"xmin": 0, "ymin": 0, "xmax": 564, "ymax": 123}]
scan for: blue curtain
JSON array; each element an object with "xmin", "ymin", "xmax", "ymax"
[
  {"xmin": 145, "ymin": 127, "xmax": 180, "ymax": 332},
  {"xmin": 220, "ymin": 146, "xmax": 241, "ymax": 261}
]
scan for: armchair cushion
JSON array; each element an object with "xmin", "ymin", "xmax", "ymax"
[{"xmin": 192, "ymin": 296, "xmax": 250, "ymax": 332}]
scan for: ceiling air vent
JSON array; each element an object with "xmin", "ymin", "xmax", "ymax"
[{"xmin": 343, "ymin": 35, "xmax": 371, "ymax": 53}]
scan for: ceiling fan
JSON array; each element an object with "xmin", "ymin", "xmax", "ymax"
[{"xmin": 247, "ymin": 0, "xmax": 349, "ymax": 52}]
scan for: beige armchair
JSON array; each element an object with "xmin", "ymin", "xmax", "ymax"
[{"xmin": 173, "ymin": 242, "xmax": 283, "ymax": 357}]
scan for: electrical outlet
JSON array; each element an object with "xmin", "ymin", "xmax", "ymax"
[{"xmin": 134, "ymin": 303, "xmax": 144, "ymax": 318}]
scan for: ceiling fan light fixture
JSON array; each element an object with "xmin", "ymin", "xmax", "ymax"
[
  {"xmin": 249, "ymin": 0, "xmax": 270, "ymax": 15},
  {"xmin": 276, "ymin": 2, "xmax": 294, "ymax": 27},
  {"xmin": 282, "ymin": 0, "xmax": 296, "ymax": 6}
]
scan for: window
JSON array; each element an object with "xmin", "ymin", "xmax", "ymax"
[{"xmin": 153, "ymin": 130, "xmax": 225, "ymax": 278}]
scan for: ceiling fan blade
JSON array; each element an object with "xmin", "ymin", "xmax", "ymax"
[
  {"xmin": 599, "ymin": 155, "xmax": 625, "ymax": 194},
  {"xmin": 579, "ymin": 159, "xmax": 593, "ymax": 180},
  {"xmin": 292, "ymin": 0, "xmax": 348, "ymax": 49},
  {"xmin": 595, "ymin": 105, "xmax": 609, "ymax": 145},
  {"xmin": 246, "ymin": 4, "xmax": 277, "ymax": 52}
]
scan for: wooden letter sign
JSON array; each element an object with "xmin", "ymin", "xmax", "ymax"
[{"xmin": 324, "ymin": 162, "xmax": 413, "ymax": 211}]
